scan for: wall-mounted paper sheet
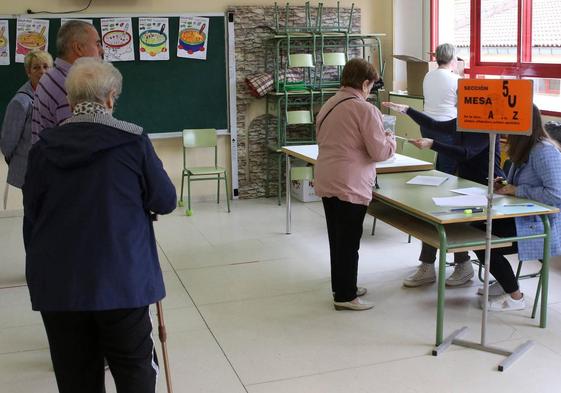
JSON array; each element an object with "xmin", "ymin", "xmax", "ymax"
[
  {"xmin": 16, "ymin": 18, "xmax": 49, "ymax": 63},
  {"xmin": 177, "ymin": 16, "xmax": 209, "ymax": 60},
  {"xmin": 101, "ymin": 17, "xmax": 134, "ymax": 62},
  {"xmin": 138, "ymin": 17, "xmax": 169, "ymax": 61},
  {"xmin": 0, "ymin": 20, "xmax": 9, "ymax": 65}
]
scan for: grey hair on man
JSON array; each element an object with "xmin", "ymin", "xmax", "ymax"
[
  {"xmin": 435, "ymin": 43, "xmax": 457, "ymax": 66},
  {"xmin": 66, "ymin": 58, "xmax": 122, "ymax": 108},
  {"xmin": 56, "ymin": 20, "xmax": 96, "ymax": 58}
]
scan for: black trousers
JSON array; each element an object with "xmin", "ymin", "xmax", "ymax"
[
  {"xmin": 473, "ymin": 218, "xmax": 519, "ymax": 294},
  {"xmin": 322, "ymin": 196, "xmax": 367, "ymax": 302},
  {"xmin": 419, "ymin": 243, "xmax": 470, "ymax": 265},
  {"xmin": 41, "ymin": 306, "xmax": 159, "ymax": 393}
]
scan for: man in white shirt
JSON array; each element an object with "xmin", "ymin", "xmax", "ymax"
[{"xmin": 403, "ymin": 43, "xmax": 474, "ymax": 288}]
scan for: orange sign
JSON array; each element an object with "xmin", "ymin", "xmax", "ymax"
[{"xmin": 457, "ymin": 79, "xmax": 533, "ymax": 135}]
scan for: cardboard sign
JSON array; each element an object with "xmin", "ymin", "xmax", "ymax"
[{"xmin": 457, "ymin": 79, "xmax": 533, "ymax": 135}]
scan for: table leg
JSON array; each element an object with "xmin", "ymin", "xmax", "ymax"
[
  {"xmin": 436, "ymin": 225, "xmax": 447, "ymax": 345},
  {"xmin": 286, "ymin": 154, "xmax": 292, "ymax": 234},
  {"xmin": 540, "ymin": 215, "xmax": 551, "ymax": 327}
]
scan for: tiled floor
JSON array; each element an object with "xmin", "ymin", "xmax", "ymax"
[{"xmin": 2, "ymin": 199, "xmax": 561, "ymax": 392}]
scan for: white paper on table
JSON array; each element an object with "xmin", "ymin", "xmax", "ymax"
[
  {"xmin": 0, "ymin": 20, "xmax": 9, "ymax": 65},
  {"xmin": 432, "ymin": 195, "xmax": 488, "ymax": 207},
  {"xmin": 406, "ymin": 175, "xmax": 449, "ymax": 186},
  {"xmin": 451, "ymin": 187, "xmax": 504, "ymax": 199}
]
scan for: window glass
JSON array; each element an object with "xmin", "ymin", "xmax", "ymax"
[
  {"xmin": 524, "ymin": 77, "xmax": 561, "ymax": 112},
  {"xmin": 480, "ymin": 0, "xmax": 518, "ymax": 62},
  {"xmin": 529, "ymin": 0, "xmax": 561, "ymax": 64},
  {"xmin": 438, "ymin": 0, "xmax": 471, "ymax": 68}
]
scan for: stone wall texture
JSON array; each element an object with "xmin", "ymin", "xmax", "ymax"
[{"xmin": 228, "ymin": 5, "xmax": 361, "ymax": 199}]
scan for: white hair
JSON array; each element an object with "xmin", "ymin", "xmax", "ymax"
[
  {"xmin": 435, "ymin": 43, "xmax": 457, "ymax": 66},
  {"xmin": 65, "ymin": 57, "xmax": 123, "ymax": 107}
]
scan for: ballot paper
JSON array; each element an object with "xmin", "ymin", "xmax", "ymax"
[
  {"xmin": 451, "ymin": 187, "xmax": 504, "ymax": 199},
  {"xmin": 432, "ymin": 195, "xmax": 488, "ymax": 207},
  {"xmin": 406, "ymin": 175, "xmax": 449, "ymax": 186}
]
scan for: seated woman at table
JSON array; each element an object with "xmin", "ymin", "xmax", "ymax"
[
  {"xmin": 474, "ymin": 104, "xmax": 561, "ymax": 311},
  {"xmin": 383, "ymin": 101, "xmax": 505, "ymax": 289},
  {"xmin": 315, "ymin": 58, "xmax": 396, "ymax": 311}
]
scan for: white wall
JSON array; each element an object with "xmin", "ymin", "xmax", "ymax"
[{"xmin": 392, "ymin": 0, "xmax": 431, "ymax": 91}]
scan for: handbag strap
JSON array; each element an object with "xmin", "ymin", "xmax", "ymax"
[{"xmin": 317, "ymin": 96, "xmax": 358, "ymax": 131}]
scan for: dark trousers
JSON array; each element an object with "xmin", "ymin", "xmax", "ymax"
[
  {"xmin": 41, "ymin": 306, "xmax": 159, "ymax": 393},
  {"xmin": 419, "ymin": 243, "xmax": 470, "ymax": 265},
  {"xmin": 322, "ymin": 197, "xmax": 367, "ymax": 302},
  {"xmin": 473, "ymin": 218, "xmax": 519, "ymax": 294}
]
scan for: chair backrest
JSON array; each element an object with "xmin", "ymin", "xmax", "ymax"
[
  {"xmin": 401, "ymin": 142, "xmax": 437, "ymax": 166},
  {"xmin": 291, "ymin": 166, "xmax": 314, "ymax": 181},
  {"xmin": 182, "ymin": 129, "xmax": 218, "ymax": 168},
  {"xmin": 322, "ymin": 52, "xmax": 346, "ymax": 66},
  {"xmin": 183, "ymin": 129, "xmax": 217, "ymax": 148},
  {"xmin": 289, "ymin": 53, "xmax": 315, "ymax": 68},
  {"xmin": 286, "ymin": 110, "xmax": 313, "ymax": 125}
]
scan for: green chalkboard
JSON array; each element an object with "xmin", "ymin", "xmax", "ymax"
[{"xmin": 0, "ymin": 15, "xmax": 228, "ymax": 134}]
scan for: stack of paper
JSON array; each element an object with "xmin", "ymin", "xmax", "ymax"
[
  {"xmin": 406, "ymin": 175, "xmax": 449, "ymax": 187},
  {"xmin": 432, "ymin": 195, "xmax": 488, "ymax": 207},
  {"xmin": 451, "ymin": 187, "xmax": 502, "ymax": 199}
]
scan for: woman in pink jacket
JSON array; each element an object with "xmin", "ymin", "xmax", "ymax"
[{"xmin": 315, "ymin": 58, "xmax": 396, "ymax": 311}]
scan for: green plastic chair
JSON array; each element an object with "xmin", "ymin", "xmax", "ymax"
[{"xmin": 178, "ymin": 129, "xmax": 230, "ymax": 216}]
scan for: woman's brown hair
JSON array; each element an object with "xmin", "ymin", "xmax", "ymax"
[
  {"xmin": 507, "ymin": 104, "xmax": 561, "ymax": 165},
  {"xmin": 340, "ymin": 58, "xmax": 379, "ymax": 90}
]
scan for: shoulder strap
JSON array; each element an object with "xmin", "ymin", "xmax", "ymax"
[{"xmin": 317, "ymin": 96, "xmax": 358, "ymax": 131}]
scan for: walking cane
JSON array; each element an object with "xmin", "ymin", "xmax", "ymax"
[{"xmin": 156, "ymin": 301, "xmax": 173, "ymax": 393}]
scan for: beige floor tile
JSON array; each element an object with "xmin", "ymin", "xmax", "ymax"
[{"xmin": 246, "ymin": 340, "xmax": 561, "ymax": 393}]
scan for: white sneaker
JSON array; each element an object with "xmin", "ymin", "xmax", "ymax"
[
  {"xmin": 403, "ymin": 263, "xmax": 436, "ymax": 287},
  {"xmin": 445, "ymin": 261, "xmax": 474, "ymax": 286},
  {"xmin": 480, "ymin": 293, "xmax": 527, "ymax": 312},
  {"xmin": 334, "ymin": 297, "xmax": 374, "ymax": 311},
  {"xmin": 477, "ymin": 281, "xmax": 506, "ymax": 296}
]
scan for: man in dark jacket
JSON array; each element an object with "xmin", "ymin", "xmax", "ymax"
[{"xmin": 23, "ymin": 57, "xmax": 177, "ymax": 393}]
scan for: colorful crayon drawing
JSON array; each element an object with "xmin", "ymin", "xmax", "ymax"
[
  {"xmin": 139, "ymin": 17, "xmax": 169, "ymax": 61},
  {"xmin": 101, "ymin": 17, "xmax": 135, "ymax": 62},
  {"xmin": 177, "ymin": 16, "xmax": 209, "ymax": 60},
  {"xmin": 15, "ymin": 18, "xmax": 49, "ymax": 63}
]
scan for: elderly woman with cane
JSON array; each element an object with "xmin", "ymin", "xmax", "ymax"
[{"xmin": 23, "ymin": 57, "xmax": 176, "ymax": 393}]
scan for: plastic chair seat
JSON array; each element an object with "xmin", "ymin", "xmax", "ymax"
[
  {"xmin": 185, "ymin": 166, "xmax": 226, "ymax": 176},
  {"xmin": 179, "ymin": 128, "xmax": 230, "ymax": 215}
]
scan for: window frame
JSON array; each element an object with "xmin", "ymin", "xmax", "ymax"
[{"xmin": 431, "ymin": 0, "xmax": 561, "ymax": 116}]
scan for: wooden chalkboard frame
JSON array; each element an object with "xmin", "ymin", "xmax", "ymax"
[{"xmin": 0, "ymin": 13, "xmax": 230, "ymax": 136}]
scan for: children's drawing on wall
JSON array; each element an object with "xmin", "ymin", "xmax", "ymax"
[
  {"xmin": 0, "ymin": 20, "xmax": 9, "ymax": 65},
  {"xmin": 139, "ymin": 17, "xmax": 169, "ymax": 61},
  {"xmin": 101, "ymin": 18, "xmax": 135, "ymax": 62},
  {"xmin": 15, "ymin": 18, "xmax": 49, "ymax": 63},
  {"xmin": 177, "ymin": 16, "xmax": 209, "ymax": 60}
]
